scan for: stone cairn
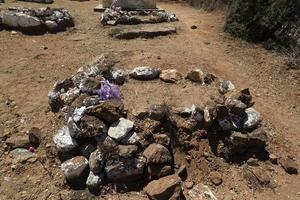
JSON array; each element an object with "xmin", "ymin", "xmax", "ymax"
[
  {"xmin": 0, "ymin": 7, "xmax": 74, "ymax": 34},
  {"xmin": 101, "ymin": 8, "xmax": 178, "ymax": 26},
  {"xmin": 50, "ymin": 54, "xmax": 269, "ymax": 199}
]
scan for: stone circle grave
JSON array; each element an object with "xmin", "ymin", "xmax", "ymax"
[{"xmin": 48, "ymin": 54, "xmax": 277, "ymax": 199}]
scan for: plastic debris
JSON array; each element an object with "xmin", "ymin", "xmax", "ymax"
[{"xmin": 96, "ymin": 80, "xmax": 121, "ymax": 100}]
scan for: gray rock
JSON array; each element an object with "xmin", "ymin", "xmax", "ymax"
[
  {"xmin": 159, "ymin": 69, "xmax": 182, "ymax": 83},
  {"xmin": 279, "ymin": 158, "xmax": 298, "ymax": 174},
  {"xmin": 105, "ymin": 156, "xmax": 146, "ymax": 182},
  {"xmin": 53, "ymin": 127, "xmax": 78, "ymax": 152},
  {"xmin": 45, "ymin": 20, "xmax": 58, "ymax": 31},
  {"xmin": 112, "ymin": 69, "xmax": 126, "ymax": 84},
  {"xmin": 148, "ymin": 104, "xmax": 169, "ymax": 121},
  {"xmin": 80, "ymin": 144, "xmax": 96, "ymax": 158},
  {"xmin": 144, "ymin": 174, "xmax": 182, "ymax": 200},
  {"xmin": 186, "ymin": 69, "xmax": 204, "ymax": 83},
  {"xmin": 188, "ymin": 183, "xmax": 217, "ymax": 200},
  {"xmin": 86, "ymin": 171, "xmax": 105, "ymax": 191},
  {"xmin": 219, "ymin": 80, "xmax": 235, "ymax": 94},
  {"xmin": 61, "ymin": 156, "xmax": 89, "ymax": 181},
  {"xmin": 129, "ymin": 66, "xmax": 161, "ymax": 80},
  {"xmin": 120, "ymin": 131, "xmax": 140, "ymax": 144},
  {"xmin": 60, "ymin": 88, "xmax": 80, "ymax": 105},
  {"xmin": 143, "ymin": 143, "xmax": 172, "ymax": 164},
  {"xmin": 89, "ymin": 149, "xmax": 104, "ymax": 174},
  {"xmin": 2, "ymin": 12, "xmax": 42, "ymax": 29},
  {"xmin": 242, "ymin": 108, "xmax": 262, "ymax": 129},
  {"xmin": 108, "ymin": 118, "xmax": 134, "ymax": 141},
  {"xmin": 9, "ymin": 148, "xmax": 37, "ymax": 164}
]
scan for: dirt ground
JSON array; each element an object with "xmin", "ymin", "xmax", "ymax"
[{"xmin": 0, "ymin": 0, "xmax": 299, "ymax": 199}]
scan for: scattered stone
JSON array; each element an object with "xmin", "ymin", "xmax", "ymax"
[
  {"xmin": 143, "ymin": 143, "xmax": 172, "ymax": 164},
  {"xmin": 188, "ymin": 183, "xmax": 217, "ymax": 200},
  {"xmin": 53, "ymin": 127, "xmax": 78, "ymax": 152},
  {"xmin": 27, "ymin": 127, "xmax": 41, "ymax": 147},
  {"xmin": 154, "ymin": 134, "xmax": 170, "ymax": 146},
  {"xmin": 209, "ymin": 171, "xmax": 223, "ymax": 186},
  {"xmin": 6, "ymin": 132, "xmax": 30, "ymax": 149},
  {"xmin": 148, "ymin": 164, "xmax": 172, "ymax": 179},
  {"xmin": 242, "ymin": 108, "xmax": 262, "ymax": 129},
  {"xmin": 279, "ymin": 158, "xmax": 298, "ymax": 174},
  {"xmin": 108, "ymin": 118, "xmax": 134, "ymax": 141},
  {"xmin": 61, "ymin": 156, "xmax": 89, "ymax": 181},
  {"xmin": 247, "ymin": 158, "xmax": 259, "ymax": 166},
  {"xmin": 185, "ymin": 181, "xmax": 194, "ymax": 189},
  {"xmin": 269, "ymin": 154, "xmax": 278, "ymax": 164},
  {"xmin": 129, "ymin": 67, "xmax": 161, "ymax": 80},
  {"xmin": 77, "ymin": 115, "xmax": 107, "ymax": 138},
  {"xmin": 243, "ymin": 166, "xmax": 271, "ymax": 187},
  {"xmin": 191, "ymin": 25, "xmax": 197, "ymax": 29},
  {"xmin": 112, "ymin": 69, "xmax": 126, "ymax": 84},
  {"xmin": 148, "ymin": 104, "xmax": 169, "ymax": 121},
  {"xmin": 219, "ymin": 80, "xmax": 235, "ymax": 94},
  {"xmin": 79, "ymin": 77, "xmax": 101, "ymax": 92},
  {"xmin": 144, "ymin": 174, "xmax": 182, "ymax": 200},
  {"xmin": 89, "ymin": 149, "xmax": 104, "ymax": 174},
  {"xmin": 18, "ymin": 0, "xmax": 53, "ymax": 3},
  {"xmin": 86, "ymin": 171, "xmax": 105, "ymax": 192},
  {"xmin": 118, "ymin": 145, "xmax": 138, "ymax": 158},
  {"xmin": 9, "ymin": 148, "xmax": 37, "ymax": 164},
  {"xmin": 159, "ymin": 69, "xmax": 182, "ymax": 83},
  {"xmin": 86, "ymin": 100, "xmax": 124, "ymax": 124},
  {"xmin": 105, "ymin": 156, "xmax": 146, "ymax": 181},
  {"xmin": 186, "ymin": 69, "xmax": 204, "ymax": 83},
  {"xmin": 120, "ymin": 131, "xmax": 141, "ymax": 144}
]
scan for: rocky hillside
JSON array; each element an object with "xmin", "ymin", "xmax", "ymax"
[{"xmin": 224, "ymin": 0, "xmax": 300, "ymax": 59}]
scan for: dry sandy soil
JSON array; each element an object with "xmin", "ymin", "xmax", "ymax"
[{"xmin": 0, "ymin": 0, "xmax": 299, "ymax": 199}]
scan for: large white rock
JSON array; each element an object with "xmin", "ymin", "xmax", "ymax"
[
  {"xmin": 2, "ymin": 12, "xmax": 18, "ymax": 28},
  {"xmin": 108, "ymin": 118, "xmax": 134, "ymax": 141},
  {"xmin": 242, "ymin": 108, "xmax": 262, "ymax": 129},
  {"xmin": 16, "ymin": 13, "xmax": 41, "ymax": 28},
  {"xmin": 53, "ymin": 127, "xmax": 78, "ymax": 152},
  {"xmin": 129, "ymin": 66, "xmax": 161, "ymax": 80},
  {"xmin": 61, "ymin": 156, "xmax": 88, "ymax": 181}
]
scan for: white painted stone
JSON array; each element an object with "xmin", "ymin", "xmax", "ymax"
[
  {"xmin": 53, "ymin": 127, "xmax": 78, "ymax": 152},
  {"xmin": 108, "ymin": 118, "xmax": 134, "ymax": 141}
]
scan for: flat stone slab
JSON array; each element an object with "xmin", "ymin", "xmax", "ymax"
[
  {"xmin": 110, "ymin": 24, "xmax": 176, "ymax": 39},
  {"xmin": 94, "ymin": 4, "xmax": 165, "ymax": 12}
]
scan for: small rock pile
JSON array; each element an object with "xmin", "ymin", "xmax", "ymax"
[
  {"xmin": 50, "ymin": 55, "xmax": 272, "ymax": 198},
  {"xmin": 0, "ymin": 7, "xmax": 74, "ymax": 34},
  {"xmin": 101, "ymin": 8, "xmax": 178, "ymax": 26}
]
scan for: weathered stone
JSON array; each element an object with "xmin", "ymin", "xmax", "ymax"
[
  {"xmin": 6, "ymin": 132, "xmax": 30, "ymax": 149},
  {"xmin": 129, "ymin": 66, "xmax": 161, "ymax": 80},
  {"xmin": 279, "ymin": 158, "xmax": 298, "ymax": 174},
  {"xmin": 209, "ymin": 171, "xmax": 223, "ymax": 185},
  {"xmin": 225, "ymin": 88, "xmax": 253, "ymax": 108},
  {"xmin": 112, "ymin": 69, "xmax": 126, "ymax": 84},
  {"xmin": 82, "ymin": 95, "xmax": 101, "ymax": 107},
  {"xmin": 108, "ymin": 117, "xmax": 134, "ymax": 141},
  {"xmin": 188, "ymin": 183, "xmax": 217, "ymax": 200},
  {"xmin": 27, "ymin": 127, "xmax": 41, "ymax": 146},
  {"xmin": 86, "ymin": 100, "xmax": 124, "ymax": 124},
  {"xmin": 53, "ymin": 127, "xmax": 78, "ymax": 152},
  {"xmin": 219, "ymin": 80, "xmax": 235, "ymax": 94},
  {"xmin": 170, "ymin": 114, "xmax": 198, "ymax": 133},
  {"xmin": 185, "ymin": 181, "xmax": 194, "ymax": 189},
  {"xmin": 118, "ymin": 145, "xmax": 138, "ymax": 158},
  {"xmin": 148, "ymin": 164, "xmax": 172, "ymax": 179},
  {"xmin": 243, "ymin": 166, "xmax": 271, "ymax": 187},
  {"xmin": 242, "ymin": 108, "xmax": 262, "ymax": 129},
  {"xmin": 159, "ymin": 69, "xmax": 182, "ymax": 83},
  {"xmin": 105, "ymin": 156, "xmax": 146, "ymax": 182},
  {"xmin": 203, "ymin": 73, "xmax": 216, "ymax": 84},
  {"xmin": 9, "ymin": 148, "xmax": 37, "ymax": 164},
  {"xmin": 144, "ymin": 174, "xmax": 182, "ymax": 200},
  {"xmin": 186, "ymin": 69, "xmax": 204, "ymax": 83},
  {"xmin": 79, "ymin": 77, "xmax": 101, "ymax": 93},
  {"xmin": 86, "ymin": 171, "xmax": 105, "ymax": 192},
  {"xmin": 148, "ymin": 104, "xmax": 169, "ymax": 121},
  {"xmin": 45, "ymin": 20, "xmax": 58, "ymax": 31},
  {"xmin": 78, "ymin": 115, "xmax": 107, "ymax": 138},
  {"xmin": 143, "ymin": 143, "xmax": 172, "ymax": 164},
  {"xmin": 154, "ymin": 134, "xmax": 170, "ymax": 146},
  {"xmin": 89, "ymin": 149, "xmax": 104, "ymax": 174},
  {"xmin": 120, "ymin": 131, "xmax": 141, "ymax": 145},
  {"xmin": 60, "ymin": 88, "xmax": 80, "ymax": 105},
  {"xmin": 247, "ymin": 158, "xmax": 259, "ymax": 166},
  {"xmin": 61, "ymin": 156, "xmax": 89, "ymax": 181}
]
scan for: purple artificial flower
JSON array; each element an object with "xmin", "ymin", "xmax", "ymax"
[{"xmin": 96, "ymin": 80, "xmax": 121, "ymax": 100}]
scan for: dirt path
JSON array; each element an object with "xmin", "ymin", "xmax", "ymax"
[{"xmin": 0, "ymin": 0, "xmax": 299, "ymax": 199}]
